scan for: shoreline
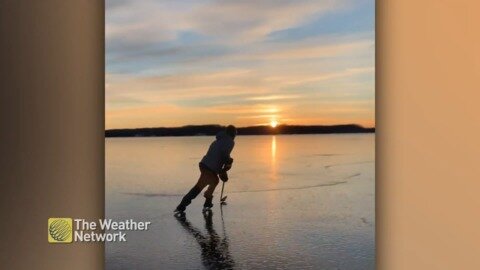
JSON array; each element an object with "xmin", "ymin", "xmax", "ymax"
[{"xmin": 105, "ymin": 124, "xmax": 375, "ymax": 138}]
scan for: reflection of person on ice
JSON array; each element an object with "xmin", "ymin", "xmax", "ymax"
[
  {"xmin": 174, "ymin": 211, "xmax": 235, "ymax": 269},
  {"xmin": 175, "ymin": 125, "xmax": 236, "ymax": 213}
]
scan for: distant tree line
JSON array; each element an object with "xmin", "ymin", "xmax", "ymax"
[{"xmin": 105, "ymin": 124, "xmax": 374, "ymax": 137}]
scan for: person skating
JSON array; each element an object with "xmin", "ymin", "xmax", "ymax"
[{"xmin": 174, "ymin": 125, "xmax": 236, "ymax": 213}]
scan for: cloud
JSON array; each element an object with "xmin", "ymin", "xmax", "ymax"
[
  {"xmin": 246, "ymin": 95, "xmax": 301, "ymax": 101},
  {"xmin": 185, "ymin": 0, "xmax": 348, "ymax": 42},
  {"xmin": 106, "ymin": 0, "xmax": 348, "ymax": 43},
  {"xmin": 105, "ymin": 0, "xmax": 356, "ymax": 72}
]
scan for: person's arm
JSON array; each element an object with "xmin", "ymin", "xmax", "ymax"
[{"xmin": 222, "ymin": 141, "xmax": 234, "ymax": 171}]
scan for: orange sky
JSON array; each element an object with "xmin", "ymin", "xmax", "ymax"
[{"xmin": 106, "ymin": 0, "xmax": 375, "ymax": 129}]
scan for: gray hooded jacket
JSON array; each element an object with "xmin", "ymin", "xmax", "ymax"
[{"xmin": 200, "ymin": 131, "xmax": 235, "ymax": 174}]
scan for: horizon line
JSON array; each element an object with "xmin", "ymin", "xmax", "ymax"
[{"xmin": 105, "ymin": 123, "xmax": 376, "ymax": 131}]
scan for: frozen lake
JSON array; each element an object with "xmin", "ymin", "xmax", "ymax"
[{"xmin": 106, "ymin": 134, "xmax": 375, "ymax": 269}]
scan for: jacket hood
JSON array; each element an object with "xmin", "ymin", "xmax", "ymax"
[{"xmin": 216, "ymin": 130, "xmax": 231, "ymax": 140}]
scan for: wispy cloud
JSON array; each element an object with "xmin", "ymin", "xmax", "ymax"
[{"xmin": 247, "ymin": 95, "xmax": 301, "ymax": 101}]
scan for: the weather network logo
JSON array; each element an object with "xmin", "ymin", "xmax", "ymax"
[{"xmin": 48, "ymin": 218, "xmax": 73, "ymax": 243}]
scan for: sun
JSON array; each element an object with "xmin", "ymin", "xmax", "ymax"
[{"xmin": 270, "ymin": 120, "xmax": 278, "ymax": 128}]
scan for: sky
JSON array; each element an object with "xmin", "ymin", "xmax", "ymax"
[{"xmin": 106, "ymin": 0, "xmax": 374, "ymax": 129}]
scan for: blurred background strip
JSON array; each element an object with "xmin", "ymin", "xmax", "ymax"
[{"xmin": 0, "ymin": 1, "xmax": 104, "ymax": 269}]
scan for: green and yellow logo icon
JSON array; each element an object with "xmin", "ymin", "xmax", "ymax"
[{"xmin": 48, "ymin": 218, "xmax": 73, "ymax": 243}]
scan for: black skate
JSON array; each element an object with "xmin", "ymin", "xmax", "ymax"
[
  {"xmin": 203, "ymin": 197, "xmax": 213, "ymax": 212},
  {"xmin": 174, "ymin": 206, "xmax": 186, "ymax": 217}
]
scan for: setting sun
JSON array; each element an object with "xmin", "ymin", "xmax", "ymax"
[{"xmin": 270, "ymin": 120, "xmax": 278, "ymax": 128}]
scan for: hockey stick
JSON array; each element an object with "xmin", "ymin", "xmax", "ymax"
[{"xmin": 220, "ymin": 181, "xmax": 227, "ymax": 204}]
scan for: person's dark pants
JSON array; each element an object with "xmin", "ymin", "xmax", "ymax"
[{"xmin": 176, "ymin": 165, "xmax": 219, "ymax": 211}]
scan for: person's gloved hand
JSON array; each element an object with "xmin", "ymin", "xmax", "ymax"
[
  {"xmin": 219, "ymin": 171, "xmax": 229, "ymax": 182},
  {"xmin": 223, "ymin": 158, "xmax": 234, "ymax": 172}
]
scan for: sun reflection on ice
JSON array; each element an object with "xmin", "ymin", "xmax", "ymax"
[
  {"xmin": 270, "ymin": 136, "xmax": 277, "ymax": 182},
  {"xmin": 271, "ymin": 135, "xmax": 277, "ymax": 160}
]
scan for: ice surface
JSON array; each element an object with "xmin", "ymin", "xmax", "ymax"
[{"xmin": 106, "ymin": 134, "xmax": 375, "ymax": 269}]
